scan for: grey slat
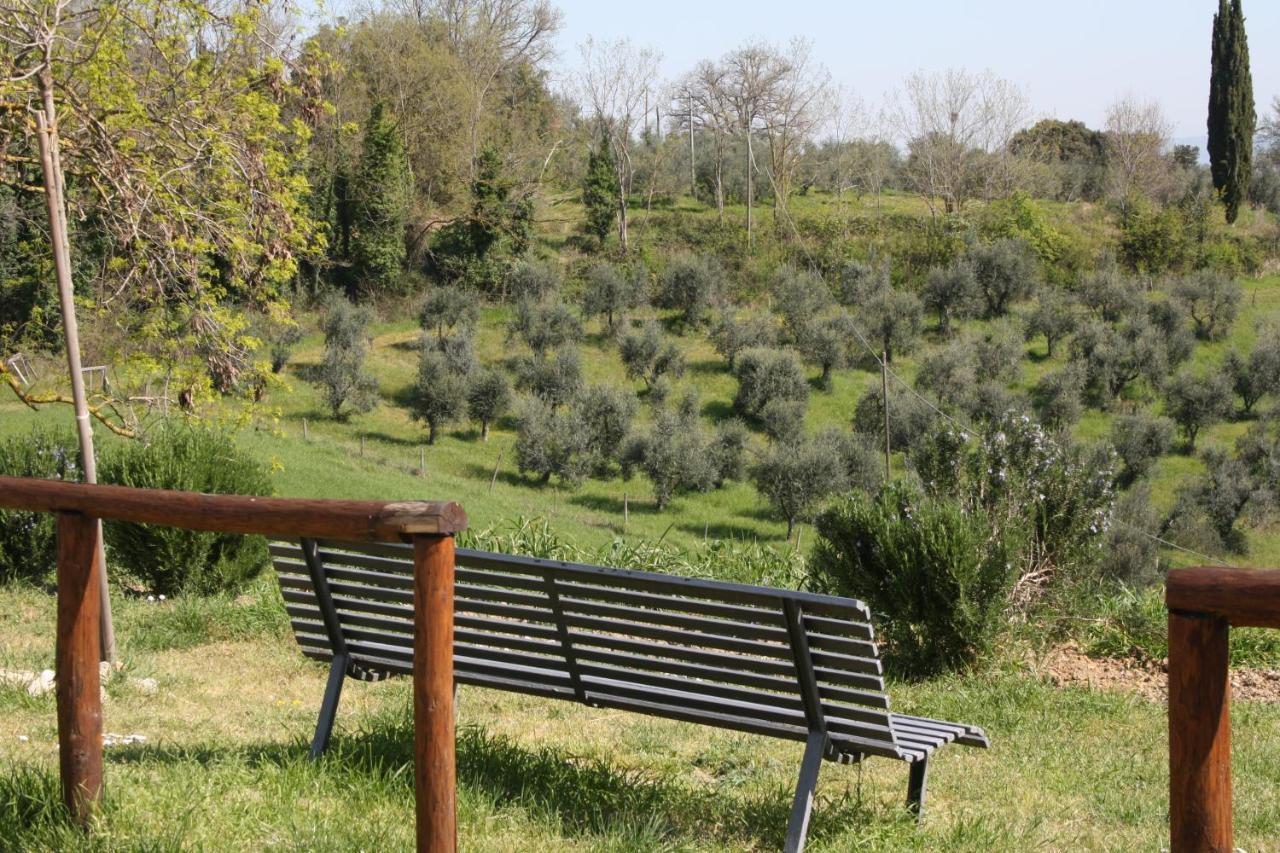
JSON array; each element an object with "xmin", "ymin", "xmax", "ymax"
[
  {"xmin": 573, "ymin": 661, "xmax": 802, "ymax": 712},
  {"xmin": 571, "ymin": 646, "xmax": 803, "ymax": 695},
  {"xmin": 555, "ymin": 596, "xmax": 789, "ymax": 643},
  {"xmin": 803, "ymin": 614, "xmax": 875, "ymax": 642},
  {"xmin": 561, "ymin": 613, "xmax": 792, "ymax": 660},
  {"xmin": 568, "ymin": 630, "xmax": 796, "ymax": 677}
]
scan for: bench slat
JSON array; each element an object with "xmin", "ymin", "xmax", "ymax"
[
  {"xmin": 568, "ymin": 630, "xmax": 796, "ymax": 677},
  {"xmin": 561, "ymin": 613, "xmax": 792, "ymax": 661}
]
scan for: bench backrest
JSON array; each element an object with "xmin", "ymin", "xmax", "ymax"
[{"xmin": 270, "ymin": 539, "xmax": 903, "ymax": 760}]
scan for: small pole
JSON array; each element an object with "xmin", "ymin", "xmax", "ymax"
[
  {"xmin": 413, "ymin": 534, "xmax": 457, "ymax": 853},
  {"xmin": 795, "ymin": 525, "xmax": 803, "ymax": 552},
  {"xmin": 55, "ymin": 511, "xmax": 103, "ymax": 826},
  {"xmin": 489, "ymin": 452, "xmax": 503, "ymax": 493},
  {"xmin": 303, "ymin": 419, "xmax": 309, "ymax": 442},
  {"xmin": 703, "ymin": 520, "xmax": 708, "ymax": 541},
  {"xmin": 624, "ymin": 493, "xmax": 629, "ymax": 532},
  {"xmin": 420, "ymin": 447, "xmax": 426, "ymax": 477},
  {"xmin": 360, "ymin": 436, "xmax": 365, "ymax": 457},
  {"xmin": 881, "ymin": 351, "xmax": 891, "ymax": 483}
]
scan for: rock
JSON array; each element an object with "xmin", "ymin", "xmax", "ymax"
[
  {"xmin": 27, "ymin": 669, "xmax": 55, "ymax": 697},
  {"xmin": 0, "ymin": 668, "xmax": 36, "ymax": 688},
  {"xmin": 135, "ymin": 678, "xmax": 158, "ymax": 695}
]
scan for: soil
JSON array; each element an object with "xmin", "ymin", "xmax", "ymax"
[{"xmin": 1034, "ymin": 643, "xmax": 1280, "ymax": 703}]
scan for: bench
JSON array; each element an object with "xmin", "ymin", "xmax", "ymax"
[{"xmin": 270, "ymin": 538, "xmax": 989, "ymax": 852}]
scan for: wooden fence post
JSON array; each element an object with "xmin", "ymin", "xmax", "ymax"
[
  {"xmin": 1168, "ymin": 610, "xmax": 1232, "ymax": 853},
  {"xmin": 414, "ymin": 534, "xmax": 456, "ymax": 853},
  {"xmin": 55, "ymin": 511, "xmax": 103, "ymax": 826}
]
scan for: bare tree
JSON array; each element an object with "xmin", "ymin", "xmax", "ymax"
[
  {"xmin": 888, "ymin": 68, "xmax": 1029, "ymax": 215},
  {"xmin": 576, "ymin": 36, "xmax": 661, "ymax": 252},
  {"xmin": 1103, "ymin": 95, "xmax": 1175, "ymax": 208},
  {"xmin": 721, "ymin": 42, "xmax": 788, "ymax": 249},
  {"xmin": 673, "ymin": 60, "xmax": 735, "ymax": 219},
  {"xmin": 759, "ymin": 38, "xmax": 832, "ymax": 217}
]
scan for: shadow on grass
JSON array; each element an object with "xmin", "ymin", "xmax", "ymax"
[
  {"xmin": 568, "ymin": 493, "xmax": 659, "ymax": 516},
  {"xmin": 461, "ymin": 462, "xmax": 534, "ymax": 489},
  {"xmin": 675, "ymin": 521, "xmax": 765, "ymax": 542},
  {"xmin": 100, "ymin": 717, "xmax": 880, "ymax": 850}
]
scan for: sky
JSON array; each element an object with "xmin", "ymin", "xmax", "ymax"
[{"xmin": 321, "ymin": 0, "xmax": 1279, "ymax": 145}]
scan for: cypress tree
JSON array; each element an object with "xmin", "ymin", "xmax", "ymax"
[
  {"xmin": 351, "ymin": 102, "xmax": 412, "ymax": 294},
  {"xmin": 581, "ymin": 137, "xmax": 619, "ymax": 244},
  {"xmin": 1207, "ymin": 0, "xmax": 1256, "ymax": 224}
]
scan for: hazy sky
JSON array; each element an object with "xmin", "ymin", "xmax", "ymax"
[{"xmin": 322, "ymin": 1, "xmax": 1278, "ymax": 143}]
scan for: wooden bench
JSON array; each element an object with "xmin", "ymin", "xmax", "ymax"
[{"xmin": 270, "ymin": 538, "xmax": 989, "ymax": 852}]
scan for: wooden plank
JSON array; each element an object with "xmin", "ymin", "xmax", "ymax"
[
  {"xmin": 55, "ymin": 512, "xmax": 102, "ymax": 826},
  {"xmin": 414, "ymin": 535, "xmax": 456, "ymax": 853},
  {"xmin": 1168, "ymin": 610, "xmax": 1232, "ymax": 853},
  {"xmin": 0, "ymin": 477, "xmax": 466, "ymax": 541},
  {"xmin": 1166, "ymin": 566, "xmax": 1280, "ymax": 629}
]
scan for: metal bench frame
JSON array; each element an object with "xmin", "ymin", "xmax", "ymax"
[{"xmin": 272, "ymin": 539, "xmax": 989, "ymax": 852}]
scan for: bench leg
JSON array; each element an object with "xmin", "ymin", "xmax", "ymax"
[
  {"xmin": 784, "ymin": 730, "xmax": 826, "ymax": 853},
  {"xmin": 309, "ymin": 653, "xmax": 348, "ymax": 760},
  {"xmin": 906, "ymin": 757, "xmax": 928, "ymax": 821}
]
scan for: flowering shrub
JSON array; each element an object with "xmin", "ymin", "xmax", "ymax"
[{"xmin": 0, "ymin": 429, "xmax": 80, "ymax": 584}]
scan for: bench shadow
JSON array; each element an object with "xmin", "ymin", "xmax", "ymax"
[{"xmin": 102, "ymin": 717, "xmax": 886, "ymax": 849}]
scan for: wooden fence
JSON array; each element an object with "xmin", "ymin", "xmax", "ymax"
[
  {"xmin": 1166, "ymin": 566, "xmax": 1280, "ymax": 853},
  {"xmin": 0, "ymin": 476, "xmax": 467, "ymax": 853}
]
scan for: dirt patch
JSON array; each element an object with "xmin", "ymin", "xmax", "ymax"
[{"xmin": 1034, "ymin": 643, "xmax": 1280, "ymax": 703}]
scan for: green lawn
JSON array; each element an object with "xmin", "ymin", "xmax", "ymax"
[{"xmin": 2, "ymin": 580, "xmax": 1278, "ymax": 851}]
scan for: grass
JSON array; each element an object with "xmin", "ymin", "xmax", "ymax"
[{"xmin": 1, "ymin": 581, "xmax": 1279, "ymax": 851}]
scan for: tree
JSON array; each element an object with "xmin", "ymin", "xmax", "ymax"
[
  {"xmin": 574, "ymin": 385, "xmax": 638, "ymax": 476},
  {"xmin": 466, "ymin": 368, "xmax": 511, "ymax": 441},
  {"xmin": 1031, "ymin": 368, "xmax": 1084, "ymax": 432},
  {"xmin": 420, "ymin": 285, "xmax": 480, "ymax": 342},
  {"xmin": 773, "ymin": 265, "xmax": 833, "ymax": 343},
  {"xmin": 411, "ymin": 349, "xmax": 469, "ymax": 444},
  {"xmin": 1103, "ymin": 96, "xmax": 1175, "ymax": 207},
  {"xmin": 576, "ymin": 37, "xmax": 661, "ymax": 251},
  {"xmin": 915, "ymin": 340, "xmax": 978, "ymax": 410},
  {"xmin": 732, "ymin": 348, "xmax": 809, "ymax": 421},
  {"xmin": 581, "ymin": 137, "xmax": 621, "ymax": 244},
  {"xmin": 799, "ymin": 312, "xmax": 858, "ymax": 389},
  {"xmin": 580, "ymin": 262, "xmax": 643, "ymax": 330},
  {"xmin": 1169, "ymin": 448, "xmax": 1254, "ymax": 553},
  {"xmin": 618, "ymin": 322, "xmax": 685, "ymax": 389},
  {"xmin": 758, "ymin": 38, "xmax": 832, "ymax": 216},
  {"xmin": 352, "ymin": 102, "xmax": 413, "ymax": 294},
  {"xmin": 320, "ymin": 296, "xmax": 380, "ymax": 420},
  {"xmin": 507, "ymin": 260, "xmax": 561, "ymax": 302},
  {"xmin": 971, "ymin": 238, "xmax": 1040, "ymax": 318},
  {"xmin": 751, "ymin": 434, "xmax": 850, "ymax": 538},
  {"xmin": 972, "ymin": 318, "xmax": 1025, "ymax": 384},
  {"xmin": 1164, "ymin": 369, "xmax": 1233, "ymax": 450},
  {"xmin": 515, "ymin": 346, "xmax": 583, "ymax": 409},
  {"xmin": 922, "ymin": 262, "xmax": 978, "ymax": 335},
  {"xmin": 1111, "ymin": 413, "xmax": 1175, "ymax": 484},
  {"xmin": 853, "ymin": 384, "xmax": 934, "ymax": 458},
  {"xmin": 1207, "ymin": 0, "xmax": 1255, "ymax": 224},
  {"xmin": 657, "ymin": 254, "xmax": 725, "ymax": 329},
  {"xmin": 1171, "ymin": 270, "xmax": 1241, "ymax": 340},
  {"xmin": 711, "ymin": 313, "xmax": 778, "ymax": 371},
  {"xmin": 1224, "ymin": 334, "xmax": 1280, "ymax": 416},
  {"xmin": 720, "ymin": 43, "xmax": 790, "ymax": 248},
  {"xmin": 1025, "ymin": 288, "xmax": 1079, "ymax": 357},
  {"xmin": 514, "ymin": 397, "xmax": 587, "ymax": 485},
  {"xmin": 860, "ymin": 286, "xmax": 922, "ymax": 363},
  {"xmin": 1070, "ymin": 318, "xmax": 1168, "ymax": 403},
  {"xmin": 888, "ymin": 68, "xmax": 1029, "ymax": 215},
  {"xmin": 509, "ymin": 297, "xmax": 581, "ymax": 356},
  {"xmin": 620, "ymin": 394, "xmax": 716, "ymax": 509}
]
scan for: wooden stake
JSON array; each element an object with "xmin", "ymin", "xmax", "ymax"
[
  {"xmin": 1168, "ymin": 610, "xmax": 1232, "ymax": 852},
  {"xmin": 624, "ymin": 493, "xmax": 629, "ymax": 532},
  {"xmin": 360, "ymin": 436, "xmax": 365, "ymax": 457},
  {"xmin": 881, "ymin": 351, "xmax": 891, "ymax": 483},
  {"xmin": 489, "ymin": 452, "xmax": 503, "ymax": 493},
  {"xmin": 303, "ymin": 419, "xmax": 309, "ymax": 442},
  {"xmin": 420, "ymin": 447, "xmax": 426, "ymax": 477},
  {"xmin": 413, "ymin": 534, "xmax": 457, "ymax": 853},
  {"xmin": 55, "ymin": 511, "xmax": 103, "ymax": 826}
]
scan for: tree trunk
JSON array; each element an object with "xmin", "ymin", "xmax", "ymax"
[
  {"xmin": 480, "ymin": 420, "xmax": 489, "ymax": 442},
  {"xmin": 745, "ymin": 131, "xmax": 754, "ymax": 250},
  {"xmin": 428, "ymin": 422, "xmax": 438, "ymax": 445},
  {"xmin": 35, "ymin": 71, "xmax": 115, "ymax": 662}
]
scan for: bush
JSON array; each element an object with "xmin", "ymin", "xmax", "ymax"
[
  {"xmin": 656, "ymin": 253, "xmax": 725, "ymax": 329},
  {"xmin": 1111, "ymin": 413, "xmax": 1174, "ymax": 483},
  {"xmin": 812, "ymin": 482, "xmax": 1023, "ymax": 676},
  {"xmin": 100, "ymin": 426, "xmax": 272, "ymax": 595},
  {"xmin": 1098, "ymin": 484, "xmax": 1163, "ymax": 587},
  {"xmin": 732, "ymin": 347, "xmax": 809, "ymax": 422},
  {"xmin": 0, "ymin": 429, "xmax": 79, "ymax": 584}
]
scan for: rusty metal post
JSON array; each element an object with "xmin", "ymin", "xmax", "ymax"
[
  {"xmin": 55, "ymin": 511, "xmax": 103, "ymax": 825},
  {"xmin": 414, "ymin": 534, "xmax": 457, "ymax": 853}
]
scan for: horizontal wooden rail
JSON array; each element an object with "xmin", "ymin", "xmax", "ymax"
[
  {"xmin": 0, "ymin": 476, "xmax": 464, "ymax": 853},
  {"xmin": 1166, "ymin": 566, "xmax": 1280, "ymax": 853},
  {"xmin": 0, "ymin": 476, "xmax": 467, "ymax": 541}
]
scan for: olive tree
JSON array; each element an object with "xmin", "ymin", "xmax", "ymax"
[
  {"xmin": 1025, "ymin": 287, "xmax": 1079, "ymax": 357},
  {"xmin": 506, "ymin": 259, "xmax": 562, "ymax": 302},
  {"xmin": 466, "ymin": 368, "xmax": 512, "ymax": 441},
  {"xmin": 773, "ymin": 265, "xmax": 833, "ymax": 343},
  {"xmin": 515, "ymin": 346, "xmax": 584, "ymax": 409},
  {"xmin": 732, "ymin": 347, "xmax": 810, "ymax": 422},
  {"xmin": 1111, "ymin": 413, "xmax": 1174, "ymax": 484},
  {"xmin": 580, "ymin": 262, "xmax": 645, "ymax": 330},
  {"xmin": 971, "ymin": 238, "xmax": 1041, "ymax": 318},
  {"xmin": 751, "ymin": 429, "xmax": 872, "ymax": 539},
  {"xmin": 411, "ymin": 349, "xmax": 469, "ymax": 444},
  {"xmin": 574, "ymin": 384, "xmax": 638, "ymax": 476},
  {"xmin": 860, "ymin": 286, "xmax": 922, "ymax": 363},
  {"xmin": 1224, "ymin": 334, "xmax": 1280, "ymax": 416},
  {"xmin": 320, "ymin": 295, "xmax": 379, "ymax": 420},
  {"xmin": 922, "ymin": 262, "xmax": 978, "ymax": 335},
  {"xmin": 514, "ymin": 397, "xmax": 588, "ymax": 486},
  {"xmin": 419, "ymin": 285, "xmax": 480, "ymax": 342},
  {"xmin": 509, "ymin": 297, "xmax": 583, "ymax": 356},
  {"xmin": 1031, "ymin": 367, "xmax": 1085, "ymax": 432},
  {"xmin": 799, "ymin": 312, "xmax": 859, "ymax": 389},
  {"xmin": 711, "ymin": 313, "xmax": 778, "ymax": 371},
  {"xmin": 1171, "ymin": 270, "xmax": 1242, "ymax": 341},
  {"xmin": 620, "ymin": 393, "xmax": 717, "ymax": 509},
  {"xmin": 1163, "ymin": 369, "xmax": 1233, "ymax": 450},
  {"xmin": 657, "ymin": 254, "xmax": 725, "ymax": 329}
]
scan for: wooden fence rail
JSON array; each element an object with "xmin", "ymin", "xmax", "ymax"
[
  {"xmin": 0, "ymin": 476, "xmax": 467, "ymax": 853},
  {"xmin": 1166, "ymin": 566, "xmax": 1280, "ymax": 853}
]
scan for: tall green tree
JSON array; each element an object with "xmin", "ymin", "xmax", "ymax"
[
  {"xmin": 352, "ymin": 102, "xmax": 412, "ymax": 294},
  {"xmin": 581, "ymin": 137, "xmax": 620, "ymax": 244},
  {"xmin": 1208, "ymin": 0, "xmax": 1256, "ymax": 224}
]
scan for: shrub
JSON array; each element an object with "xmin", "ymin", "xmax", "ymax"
[
  {"xmin": 731, "ymin": 347, "xmax": 808, "ymax": 421},
  {"xmin": 466, "ymin": 368, "xmax": 511, "ymax": 441},
  {"xmin": 812, "ymin": 481, "xmax": 1023, "ymax": 676},
  {"xmin": 100, "ymin": 426, "xmax": 272, "ymax": 595},
  {"xmin": 656, "ymin": 253, "xmax": 725, "ymax": 329},
  {"xmin": 1163, "ymin": 369, "xmax": 1232, "ymax": 450},
  {"xmin": 1111, "ymin": 413, "xmax": 1175, "ymax": 483},
  {"xmin": 319, "ymin": 294, "xmax": 379, "ymax": 420},
  {"xmin": 1098, "ymin": 484, "xmax": 1163, "ymax": 587},
  {"xmin": 411, "ymin": 349, "xmax": 469, "ymax": 444},
  {"xmin": 1171, "ymin": 270, "xmax": 1241, "ymax": 341},
  {"xmin": 0, "ymin": 429, "xmax": 79, "ymax": 584}
]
